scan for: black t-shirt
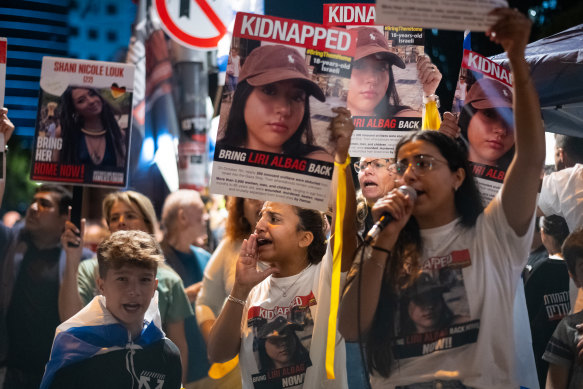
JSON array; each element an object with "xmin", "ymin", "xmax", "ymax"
[
  {"xmin": 524, "ymin": 257, "xmax": 570, "ymax": 387},
  {"xmin": 6, "ymin": 242, "xmax": 61, "ymax": 384},
  {"xmin": 49, "ymin": 338, "xmax": 182, "ymax": 389}
]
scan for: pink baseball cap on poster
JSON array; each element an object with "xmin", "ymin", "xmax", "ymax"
[
  {"xmin": 238, "ymin": 44, "xmax": 326, "ymax": 102},
  {"xmin": 354, "ymin": 27, "xmax": 406, "ymax": 69},
  {"xmin": 465, "ymin": 78, "xmax": 513, "ymax": 110}
]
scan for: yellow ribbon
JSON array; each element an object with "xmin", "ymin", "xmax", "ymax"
[
  {"xmin": 422, "ymin": 100, "xmax": 441, "ymax": 131},
  {"xmin": 208, "ymin": 355, "xmax": 238, "ymax": 379},
  {"xmin": 325, "ymin": 155, "xmax": 350, "ymax": 379}
]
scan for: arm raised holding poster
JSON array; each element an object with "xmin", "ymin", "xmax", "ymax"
[{"xmin": 338, "ymin": 9, "xmax": 544, "ymax": 387}]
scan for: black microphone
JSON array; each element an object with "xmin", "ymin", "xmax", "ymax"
[{"xmin": 364, "ymin": 185, "xmax": 417, "ymax": 244}]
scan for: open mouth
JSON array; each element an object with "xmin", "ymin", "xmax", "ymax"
[
  {"xmin": 123, "ymin": 303, "xmax": 141, "ymax": 312},
  {"xmin": 257, "ymin": 238, "xmax": 272, "ymax": 247},
  {"xmin": 363, "ymin": 180, "xmax": 377, "ymax": 188}
]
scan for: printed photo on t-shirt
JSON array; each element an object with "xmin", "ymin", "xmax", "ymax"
[
  {"xmin": 393, "ymin": 249, "xmax": 479, "ymax": 359},
  {"xmin": 247, "ymin": 293, "xmax": 316, "ymax": 388}
]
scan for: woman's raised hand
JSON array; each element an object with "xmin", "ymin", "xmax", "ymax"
[
  {"xmin": 487, "ymin": 8, "xmax": 532, "ymax": 61},
  {"xmin": 417, "ymin": 55, "xmax": 442, "ymax": 97},
  {"xmin": 330, "ymin": 107, "xmax": 354, "ymax": 163},
  {"xmin": 233, "ymin": 234, "xmax": 279, "ymax": 297},
  {"xmin": 438, "ymin": 112, "xmax": 461, "ymax": 139}
]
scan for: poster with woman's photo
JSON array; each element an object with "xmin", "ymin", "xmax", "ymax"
[
  {"xmin": 247, "ymin": 297, "xmax": 315, "ymax": 388},
  {"xmin": 210, "ymin": 12, "xmax": 356, "ymax": 211},
  {"xmin": 323, "ymin": 4, "xmax": 426, "ymax": 158},
  {"xmin": 452, "ymin": 48, "xmax": 514, "ymax": 206},
  {"xmin": 392, "ymin": 251, "xmax": 478, "ymax": 359},
  {"xmin": 31, "ymin": 57, "xmax": 134, "ymax": 187}
]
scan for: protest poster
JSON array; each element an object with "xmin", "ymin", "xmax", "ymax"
[
  {"xmin": 323, "ymin": 4, "xmax": 425, "ymax": 158},
  {"xmin": 31, "ymin": 57, "xmax": 134, "ymax": 187},
  {"xmin": 210, "ymin": 12, "xmax": 356, "ymax": 211},
  {"xmin": 375, "ymin": 0, "xmax": 508, "ymax": 32},
  {"xmin": 452, "ymin": 47, "xmax": 514, "ymax": 206},
  {"xmin": 0, "ymin": 37, "xmax": 6, "ymax": 109},
  {"xmin": 0, "ymin": 38, "xmax": 6, "ymax": 183}
]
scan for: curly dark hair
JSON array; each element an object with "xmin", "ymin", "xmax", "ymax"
[
  {"xmin": 225, "ymin": 197, "xmax": 255, "ymax": 241},
  {"xmin": 292, "ymin": 206, "xmax": 327, "ymax": 265}
]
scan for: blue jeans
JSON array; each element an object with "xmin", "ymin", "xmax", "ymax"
[{"xmin": 345, "ymin": 342, "xmax": 369, "ymax": 389}]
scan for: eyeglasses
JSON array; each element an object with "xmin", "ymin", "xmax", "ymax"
[
  {"xmin": 354, "ymin": 159, "xmax": 396, "ymax": 173},
  {"xmin": 394, "ymin": 155, "xmax": 448, "ymax": 177}
]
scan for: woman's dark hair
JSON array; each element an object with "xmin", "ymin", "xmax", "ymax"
[
  {"xmin": 219, "ymin": 80, "xmax": 323, "ymax": 156},
  {"xmin": 365, "ymin": 130, "xmax": 483, "ymax": 377},
  {"xmin": 397, "ymin": 131, "xmax": 484, "ymax": 228},
  {"xmin": 458, "ymin": 103, "xmax": 514, "ymax": 171},
  {"xmin": 373, "ymin": 65, "xmax": 411, "ymax": 117},
  {"xmin": 292, "ymin": 206, "xmax": 327, "ymax": 265},
  {"xmin": 225, "ymin": 197, "xmax": 254, "ymax": 241},
  {"xmin": 257, "ymin": 329, "xmax": 310, "ymax": 371},
  {"xmin": 540, "ymin": 215, "xmax": 570, "ymax": 248},
  {"xmin": 60, "ymin": 86, "xmax": 126, "ymax": 167},
  {"xmin": 399, "ymin": 292, "xmax": 453, "ymax": 335}
]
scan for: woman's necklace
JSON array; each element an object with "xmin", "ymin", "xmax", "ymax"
[
  {"xmin": 273, "ymin": 264, "xmax": 312, "ymax": 298},
  {"xmin": 81, "ymin": 127, "xmax": 107, "ymax": 136}
]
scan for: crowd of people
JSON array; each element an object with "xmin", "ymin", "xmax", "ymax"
[{"xmin": 1, "ymin": 7, "xmax": 583, "ymax": 389}]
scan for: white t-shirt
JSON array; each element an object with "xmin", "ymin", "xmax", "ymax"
[
  {"xmin": 239, "ymin": 246, "xmax": 347, "ymax": 389},
  {"xmin": 538, "ymin": 163, "xmax": 583, "ymax": 232},
  {"xmin": 370, "ymin": 193, "xmax": 534, "ymax": 388}
]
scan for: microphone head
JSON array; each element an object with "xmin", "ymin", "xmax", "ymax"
[{"xmin": 397, "ymin": 185, "xmax": 417, "ymax": 202}]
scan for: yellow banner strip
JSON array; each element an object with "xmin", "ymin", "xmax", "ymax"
[{"xmin": 326, "ymin": 155, "xmax": 350, "ymax": 379}]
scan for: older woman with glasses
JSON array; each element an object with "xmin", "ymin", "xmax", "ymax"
[{"xmin": 354, "ymin": 157, "xmax": 398, "ymax": 237}]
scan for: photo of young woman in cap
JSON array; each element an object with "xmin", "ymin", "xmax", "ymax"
[
  {"xmin": 218, "ymin": 44, "xmax": 335, "ymax": 161},
  {"xmin": 399, "ymin": 273, "xmax": 469, "ymax": 335},
  {"xmin": 457, "ymin": 78, "xmax": 515, "ymax": 170},
  {"xmin": 346, "ymin": 26, "xmax": 441, "ymax": 119},
  {"xmin": 256, "ymin": 316, "xmax": 311, "ymax": 371}
]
